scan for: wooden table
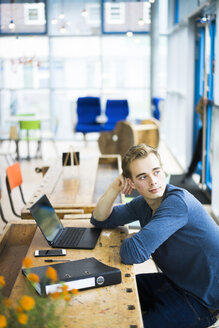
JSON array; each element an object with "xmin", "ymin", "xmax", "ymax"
[
  {"xmin": 22, "ymin": 154, "xmax": 124, "ymax": 219},
  {"xmin": 1, "ymin": 220, "xmax": 143, "ymax": 328}
]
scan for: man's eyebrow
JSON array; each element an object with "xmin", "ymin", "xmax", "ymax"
[
  {"xmin": 135, "ymin": 167, "xmax": 161, "ymax": 179},
  {"xmin": 136, "ymin": 172, "xmax": 146, "ymax": 178}
]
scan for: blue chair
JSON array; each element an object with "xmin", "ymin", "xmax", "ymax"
[
  {"xmin": 152, "ymin": 97, "xmax": 164, "ymax": 120},
  {"xmin": 75, "ymin": 97, "xmax": 102, "ymax": 138},
  {"xmin": 102, "ymin": 99, "xmax": 129, "ymax": 131}
]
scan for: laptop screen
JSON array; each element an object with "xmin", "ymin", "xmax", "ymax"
[{"xmin": 30, "ymin": 195, "xmax": 63, "ymax": 242}]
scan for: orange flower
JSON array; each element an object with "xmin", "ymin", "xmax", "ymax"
[
  {"xmin": 27, "ymin": 273, "xmax": 40, "ymax": 284},
  {"xmin": 60, "ymin": 284, "xmax": 69, "ymax": 296},
  {"xmin": 3, "ymin": 297, "xmax": 12, "ymax": 307},
  {"xmin": 18, "ymin": 313, "xmax": 28, "ymax": 325},
  {"xmin": 50, "ymin": 291, "xmax": 61, "ymax": 299},
  {"xmin": 46, "ymin": 267, "xmax": 58, "ymax": 282},
  {"xmin": 20, "ymin": 295, "xmax": 35, "ymax": 311},
  {"xmin": 64, "ymin": 294, "xmax": 71, "ymax": 302},
  {"xmin": 22, "ymin": 257, "xmax": 33, "ymax": 268},
  {"xmin": 0, "ymin": 314, "xmax": 7, "ymax": 328},
  {"xmin": 0, "ymin": 276, "xmax": 5, "ymax": 287},
  {"xmin": 16, "ymin": 306, "xmax": 23, "ymax": 313},
  {"xmin": 70, "ymin": 289, "xmax": 79, "ymax": 295},
  {"xmin": 62, "ymin": 284, "xmax": 68, "ymax": 292}
]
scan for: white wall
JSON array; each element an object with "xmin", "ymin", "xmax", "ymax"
[{"xmin": 161, "ymin": 21, "xmax": 195, "ymax": 169}]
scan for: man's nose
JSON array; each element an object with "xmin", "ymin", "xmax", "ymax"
[{"xmin": 149, "ymin": 175, "xmax": 157, "ymax": 185}]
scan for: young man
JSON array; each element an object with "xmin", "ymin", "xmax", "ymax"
[{"xmin": 91, "ymin": 144, "xmax": 219, "ymax": 328}]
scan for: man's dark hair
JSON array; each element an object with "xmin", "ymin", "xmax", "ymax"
[{"xmin": 122, "ymin": 144, "xmax": 162, "ymax": 179}]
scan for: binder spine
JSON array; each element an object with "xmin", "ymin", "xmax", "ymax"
[
  {"xmin": 45, "ymin": 277, "xmax": 96, "ymax": 295},
  {"xmin": 95, "ymin": 270, "xmax": 121, "ymax": 287},
  {"xmin": 43, "ymin": 270, "xmax": 121, "ymax": 295}
]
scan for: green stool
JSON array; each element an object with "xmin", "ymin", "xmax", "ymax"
[{"xmin": 19, "ymin": 120, "xmax": 42, "ymax": 160}]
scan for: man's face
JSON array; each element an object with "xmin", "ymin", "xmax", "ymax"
[{"xmin": 128, "ymin": 153, "xmax": 166, "ymax": 201}]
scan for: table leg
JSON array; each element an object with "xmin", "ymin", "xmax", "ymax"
[{"xmin": 27, "ymin": 130, "xmax": 30, "ymax": 160}]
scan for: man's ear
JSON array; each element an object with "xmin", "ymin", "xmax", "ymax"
[{"xmin": 127, "ymin": 178, "xmax": 135, "ymax": 189}]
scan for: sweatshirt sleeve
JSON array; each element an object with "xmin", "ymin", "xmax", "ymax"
[
  {"xmin": 90, "ymin": 196, "xmax": 150, "ymax": 228},
  {"xmin": 120, "ymin": 193, "xmax": 189, "ymax": 264},
  {"xmin": 90, "ymin": 201, "xmax": 136, "ymax": 228}
]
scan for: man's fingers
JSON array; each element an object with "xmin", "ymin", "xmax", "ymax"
[{"xmin": 122, "ymin": 183, "xmax": 133, "ymax": 195}]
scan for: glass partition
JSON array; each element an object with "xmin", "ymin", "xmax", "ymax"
[
  {"xmin": 0, "ymin": 1, "xmax": 167, "ymax": 139},
  {"xmin": 0, "ymin": 36, "xmax": 49, "ymax": 89},
  {"xmin": 50, "ymin": 37, "xmax": 101, "ymax": 89}
]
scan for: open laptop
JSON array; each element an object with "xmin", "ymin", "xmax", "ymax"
[{"xmin": 30, "ymin": 194, "xmax": 101, "ymax": 249}]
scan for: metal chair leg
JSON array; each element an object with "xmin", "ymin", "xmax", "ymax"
[
  {"xmin": 6, "ymin": 177, "xmax": 21, "ymax": 218},
  {"xmin": 27, "ymin": 130, "xmax": 30, "ymax": 160},
  {"xmin": 0, "ymin": 203, "xmax": 8, "ymax": 224}
]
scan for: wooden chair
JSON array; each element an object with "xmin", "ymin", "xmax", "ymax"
[
  {"xmin": 0, "ymin": 125, "xmax": 19, "ymax": 162},
  {"xmin": 6, "ymin": 162, "xmax": 26, "ymax": 218}
]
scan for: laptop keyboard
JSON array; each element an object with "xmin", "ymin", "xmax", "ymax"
[{"xmin": 58, "ymin": 228, "xmax": 85, "ymax": 247}]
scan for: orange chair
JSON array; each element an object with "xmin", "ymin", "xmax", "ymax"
[{"xmin": 6, "ymin": 162, "xmax": 26, "ymax": 217}]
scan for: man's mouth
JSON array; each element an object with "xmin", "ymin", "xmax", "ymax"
[{"xmin": 149, "ymin": 187, "xmax": 161, "ymax": 193}]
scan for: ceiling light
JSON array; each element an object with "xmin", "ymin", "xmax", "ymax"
[
  {"xmin": 138, "ymin": 18, "xmax": 144, "ymax": 26},
  {"xmin": 200, "ymin": 16, "xmax": 207, "ymax": 23},
  {"xmin": 8, "ymin": 20, "xmax": 15, "ymax": 30},
  {"xmin": 81, "ymin": 9, "xmax": 88, "ymax": 17},
  {"xmin": 126, "ymin": 31, "xmax": 133, "ymax": 37},
  {"xmin": 51, "ymin": 18, "xmax": 58, "ymax": 25},
  {"xmin": 59, "ymin": 13, "xmax": 65, "ymax": 19},
  {"xmin": 60, "ymin": 25, "xmax": 67, "ymax": 33}
]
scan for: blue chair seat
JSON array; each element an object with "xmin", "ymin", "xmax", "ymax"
[
  {"xmin": 75, "ymin": 123, "xmax": 102, "ymax": 133},
  {"xmin": 101, "ymin": 122, "xmax": 117, "ymax": 131}
]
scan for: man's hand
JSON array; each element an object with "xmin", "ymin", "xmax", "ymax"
[
  {"xmin": 111, "ymin": 174, "xmax": 134, "ymax": 195},
  {"xmin": 92, "ymin": 174, "xmax": 134, "ymax": 221}
]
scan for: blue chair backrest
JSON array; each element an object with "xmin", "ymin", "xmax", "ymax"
[
  {"xmin": 105, "ymin": 99, "xmax": 129, "ymax": 123},
  {"xmin": 77, "ymin": 97, "xmax": 101, "ymax": 124}
]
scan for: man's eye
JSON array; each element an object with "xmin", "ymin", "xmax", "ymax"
[
  {"xmin": 154, "ymin": 170, "xmax": 160, "ymax": 176},
  {"xmin": 139, "ymin": 175, "xmax": 147, "ymax": 180}
]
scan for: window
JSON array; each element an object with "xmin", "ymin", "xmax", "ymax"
[
  {"xmin": 0, "ymin": 1, "xmax": 47, "ymax": 35},
  {"xmin": 102, "ymin": 0, "xmax": 151, "ymax": 34}
]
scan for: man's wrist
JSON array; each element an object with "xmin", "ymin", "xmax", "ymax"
[{"xmin": 109, "ymin": 183, "xmax": 121, "ymax": 195}]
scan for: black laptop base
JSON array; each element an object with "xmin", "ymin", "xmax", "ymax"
[{"xmin": 50, "ymin": 227, "xmax": 101, "ymax": 250}]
